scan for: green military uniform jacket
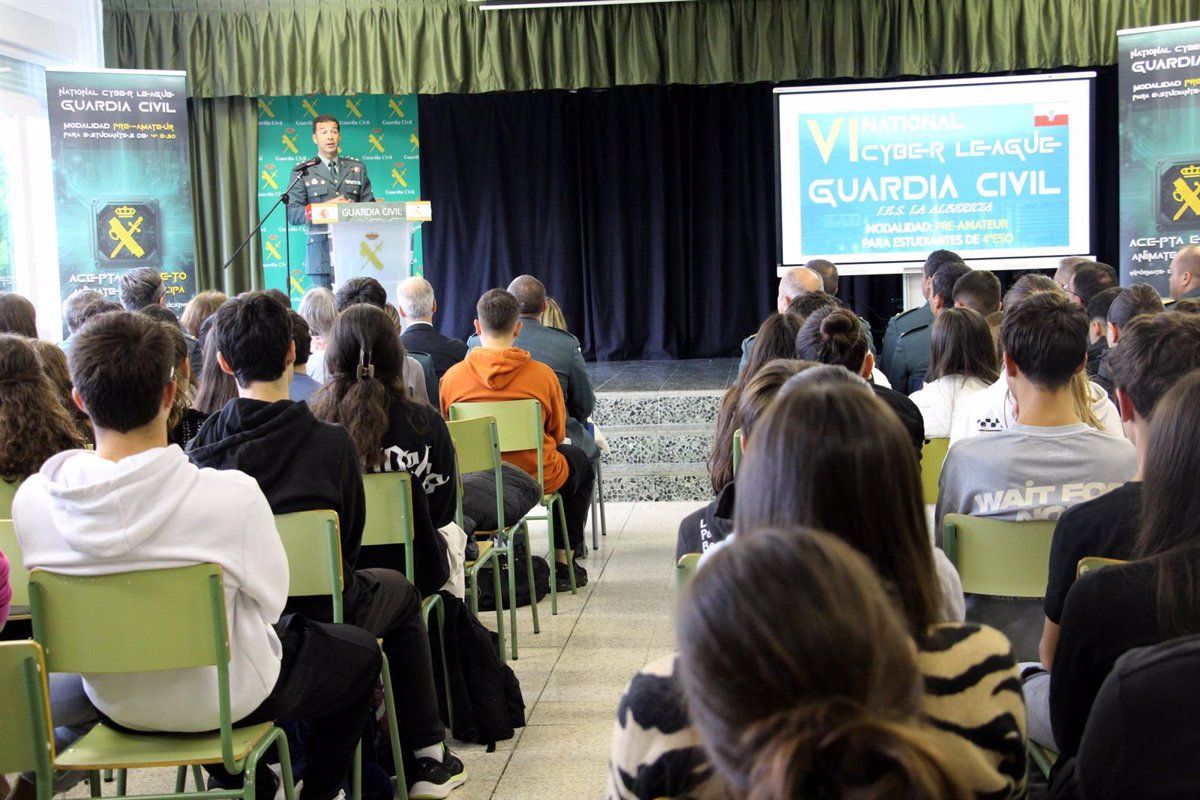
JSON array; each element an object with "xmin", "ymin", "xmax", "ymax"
[
  {"xmin": 285, "ymin": 156, "xmax": 375, "ymax": 277},
  {"xmin": 880, "ymin": 302, "xmax": 933, "ymax": 376}
]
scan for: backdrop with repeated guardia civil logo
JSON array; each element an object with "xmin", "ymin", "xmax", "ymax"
[{"xmin": 256, "ymin": 94, "xmax": 422, "ymax": 305}]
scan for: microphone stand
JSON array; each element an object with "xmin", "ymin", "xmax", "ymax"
[{"xmin": 223, "ymin": 169, "xmax": 309, "ymax": 272}]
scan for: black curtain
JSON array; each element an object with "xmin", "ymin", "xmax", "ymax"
[{"xmin": 419, "ymin": 69, "xmax": 1120, "ymax": 361}]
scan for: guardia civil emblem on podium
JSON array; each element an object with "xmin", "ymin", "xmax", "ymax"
[
  {"xmin": 1157, "ymin": 159, "xmax": 1200, "ymax": 230},
  {"xmin": 92, "ymin": 200, "xmax": 163, "ymax": 268}
]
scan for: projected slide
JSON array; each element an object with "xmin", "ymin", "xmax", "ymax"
[{"xmin": 776, "ymin": 74, "xmax": 1093, "ymax": 271}]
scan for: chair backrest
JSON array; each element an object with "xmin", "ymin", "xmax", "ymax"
[
  {"xmin": 407, "ymin": 350, "xmax": 439, "ymax": 407},
  {"xmin": 0, "ymin": 641, "xmax": 54, "ymax": 778},
  {"xmin": 275, "ymin": 510, "xmax": 344, "ymax": 622},
  {"xmin": 920, "ymin": 438, "xmax": 950, "ymax": 505},
  {"xmin": 1077, "ymin": 556, "xmax": 1127, "ymax": 578},
  {"xmin": 0, "ymin": 519, "xmax": 29, "ymax": 611},
  {"xmin": 941, "ymin": 514, "xmax": 1056, "ymax": 597},
  {"xmin": 676, "ymin": 553, "xmax": 701, "ymax": 590},
  {"xmin": 0, "ymin": 477, "xmax": 20, "ymax": 520},
  {"xmin": 732, "ymin": 429, "xmax": 743, "ymax": 477},
  {"xmin": 450, "ymin": 399, "xmax": 545, "ymax": 488},
  {"xmin": 362, "ymin": 472, "xmax": 416, "ymax": 581},
  {"xmin": 446, "ymin": 417, "xmax": 506, "ymax": 533}
]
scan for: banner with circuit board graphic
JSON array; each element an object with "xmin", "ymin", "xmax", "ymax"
[
  {"xmin": 256, "ymin": 94, "xmax": 422, "ymax": 305},
  {"xmin": 46, "ymin": 69, "xmax": 196, "ymax": 325},
  {"xmin": 1119, "ymin": 21, "xmax": 1200, "ymax": 294}
]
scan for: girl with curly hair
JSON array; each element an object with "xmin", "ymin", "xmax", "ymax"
[{"xmin": 0, "ymin": 335, "xmax": 86, "ymax": 482}]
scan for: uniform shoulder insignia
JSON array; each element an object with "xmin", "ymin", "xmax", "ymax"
[
  {"xmin": 895, "ymin": 306, "xmax": 919, "ymax": 319},
  {"xmin": 545, "ymin": 326, "xmax": 580, "ymax": 345},
  {"xmin": 897, "ymin": 323, "xmax": 930, "ymax": 338}
]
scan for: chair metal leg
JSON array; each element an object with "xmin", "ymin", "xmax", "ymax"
[
  {"xmin": 274, "ymin": 727, "xmax": 298, "ymax": 800},
  {"xmin": 88, "ymin": 771, "xmax": 101, "ymax": 797},
  {"xmin": 489, "ymin": 548, "xmax": 506, "ymax": 662},
  {"xmin": 595, "ymin": 458, "xmax": 608, "ymax": 537},
  {"xmin": 421, "ymin": 594, "xmax": 455, "ymax": 727},
  {"xmin": 115, "ymin": 769, "xmax": 126, "ymax": 796},
  {"xmin": 379, "ymin": 653, "xmax": 408, "ymax": 800},
  {"xmin": 556, "ymin": 497, "xmax": 577, "ymax": 595},
  {"xmin": 174, "ymin": 767, "xmax": 187, "ymax": 793},
  {"xmin": 500, "ymin": 536, "xmax": 519, "ymax": 660},
  {"xmin": 191, "ymin": 765, "xmax": 204, "ymax": 792},
  {"xmin": 590, "ymin": 476, "xmax": 600, "ymax": 552},
  {"xmin": 545, "ymin": 507, "xmax": 559, "ymax": 615},
  {"xmin": 518, "ymin": 525, "xmax": 540, "ymax": 635}
]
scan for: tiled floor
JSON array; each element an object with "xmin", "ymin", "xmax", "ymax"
[
  {"xmin": 66, "ymin": 500, "xmax": 701, "ymax": 800},
  {"xmin": 586, "ymin": 359, "xmax": 738, "ymax": 393}
]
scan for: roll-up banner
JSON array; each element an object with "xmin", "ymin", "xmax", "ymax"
[
  {"xmin": 45, "ymin": 69, "xmax": 196, "ymax": 326},
  {"xmin": 1118, "ymin": 21, "xmax": 1200, "ymax": 295}
]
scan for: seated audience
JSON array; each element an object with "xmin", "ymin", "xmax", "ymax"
[
  {"xmin": 888, "ymin": 260, "xmax": 971, "ymax": 394},
  {"xmin": 397, "ymin": 276, "xmax": 468, "ymax": 378},
  {"xmin": 442, "ymin": 289, "xmax": 593, "ymax": 590},
  {"xmin": 118, "ymin": 267, "xmax": 166, "ymax": 311},
  {"xmin": 14, "ymin": 310, "xmax": 381, "ymax": 800},
  {"xmin": 909, "ymin": 307, "xmax": 998, "ymax": 440},
  {"xmin": 467, "ymin": 275, "xmax": 598, "ymax": 461},
  {"xmin": 1096, "ymin": 283, "xmax": 1165, "ymax": 400},
  {"xmin": 149, "ymin": 321, "xmax": 208, "ymax": 448},
  {"xmin": 181, "ymin": 289, "xmax": 227, "ymax": 338},
  {"xmin": 937, "ymin": 292, "xmax": 1136, "ymax": 528},
  {"xmin": 287, "ymin": 311, "xmax": 321, "ymax": 403},
  {"xmin": 310, "ymin": 303, "xmax": 455, "ymax": 595},
  {"xmin": 334, "ymin": 276, "xmax": 431, "ymax": 405},
  {"xmin": 193, "ymin": 316, "xmax": 239, "ymax": 415},
  {"xmin": 738, "ymin": 266, "xmax": 822, "ymax": 370},
  {"xmin": 611, "ymin": 380, "xmax": 1029, "ymax": 800},
  {"xmin": 59, "ymin": 289, "xmax": 104, "ymax": 352},
  {"xmin": 881, "ymin": 249, "xmax": 961, "ymax": 374},
  {"xmin": 676, "ymin": 529, "xmax": 977, "ymax": 800},
  {"xmin": 1084, "ymin": 286, "xmax": 1120, "ymax": 384},
  {"xmin": 31, "ymin": 340, "xmax": 93, "ymax": 445},
  {"xmin": 709, "ymin": 313, "xmax": 801, "ymax": 494},
  {"xmin": 1053, "ymin": 256, "xmax": 1091, "ymax": 292},
  {"xmin": 1066, "ymin": 261, "xmax": 1118, "ymax": 307},
  {"xmin": 0, "ymin": 292, "xmax": 38, "ymax": 338},
  {"xmin": 684, "ymin": 359, "xmax": 811, "ymax": 559},
  {"xmin": 1049, "ymin": 371, "xmax": 1200, "ymax": 758},
  {"xmin": 952, "ymin": 269, "xmax": 1002, "ymax": 317},
  {"xmin": 541, "ymin": 297, "xmax": 568, "ymax": 331},
  {"xmin": 0, "ymin": 335, "xmax": 86, "ymax": 483},
  {"xmin": 298, "ymin": 286, "xmax": 338, "ymax": 383},
  {"xmin": 959, "ymin": 275, "xmax": 1122, "ymax": 443},
  {"xmin": 795, "ymin": 306, "xmax": 925, "ymax": 452},
  {"xmin": 187, "ymin": 292, "xmax": 465, "ymax": 796},
  {"xmin": 1168, "ymin": 243, "xmax": 1200, "ymax": 300},
  {"xmin": 1020, "ymin": 313, "xmax": 1200, "ymax": 751}
]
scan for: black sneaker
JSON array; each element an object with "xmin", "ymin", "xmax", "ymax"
[
  {"xmin": 408, "ymin": 747, "xmax": 467, "ymax": 799},
  {"xmin": 554, "ymin": 560, "xmax": 588, "ymax": 592}
]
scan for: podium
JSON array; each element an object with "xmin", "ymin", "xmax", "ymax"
[{"xmin": 308, "ymin": 200, "xmax": 431, "ymax": 297}]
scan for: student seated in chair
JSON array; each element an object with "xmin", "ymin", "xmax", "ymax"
[
  {"xmin": 13, "ymin": 310, "xmax": 380, "ymax": 800},
  {"xmin": 186, "ymin": 293, "xmax": 465, "ymax": 799},
  {"xmin": 441, "ymin": 289, "xmax": 593, "ymax": 591}
]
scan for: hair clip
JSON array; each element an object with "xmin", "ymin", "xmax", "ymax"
[{"xmin": 356, "ymin": 346, "xmax": 375, "ymax": 379}]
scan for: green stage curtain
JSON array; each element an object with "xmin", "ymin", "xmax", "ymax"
[
  {"xmin": 104, "ymin": 0, "xmax": 1200, "ymax": 98},
  {"xmin": 187, "ymin": 96, "xmax": 263, "ymax": 294}
]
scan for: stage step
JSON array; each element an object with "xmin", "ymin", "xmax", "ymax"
[{"xmin": 595, "ymin": 389, "xmax": 723, "ymax": 502}]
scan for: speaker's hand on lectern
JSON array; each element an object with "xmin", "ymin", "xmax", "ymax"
[{"xmin": 329, "ymin": 195, "xmax": 350, "ymax": 204}]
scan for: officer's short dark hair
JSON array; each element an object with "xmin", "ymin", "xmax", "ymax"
[
  {"xmin": 335, "ymin": 277, "xmax": 387, "ymax": 312},
  {"xmin": 290, "ymin": 311, "xmax": 312, "ymax": 367},
  {"xmin": 62, "ymin": 289, "xmax": 104, "ymax": 334},
  {"xmin": 1001, "ymin": 292, "xmax": 1088, "ymax": 390},
  {"xmin": 804, "ymin": 259, "xmax": 839, "ymax": 295},
  {"xmin": 69, "ymin": 311, "xmax": 174, "ymax": 433},
  {"xmin": 931, "ymin": 262, "xmax": 971, "ymax": 306},
  {"xmin": 313, "ymin": 114, "xmax": 340, "ymax": 132},
  {"xmin": 923, "ymin": 249, "xmax": 962, "ymax": 279},
  {"xmin": 212, "ymin": 291, "xmax": 293, "ymax": 387},
  {"xmin": 119, "ymin": 267, "xmax": 165, "ymax": 311},
  {"xmin": 477, "ymin": 290, "xmax": 520, "ymax": 335},
  {"xmin": 1108, "ymin": 313, "xmax": 1200, "ymax": 420},
  {"xmin": 953, "ymin": 270, "xmax": 1001, "ymax": 317}
]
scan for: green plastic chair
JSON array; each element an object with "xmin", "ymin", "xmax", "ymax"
[
  {"xmin": 361, "ymin": 472, "xmax": 453, "ymax": 720},
  {"xmin": 27, "ymin": 564, "xmax": 297, "ymax": 800},
  {"xmin": 920, "ymin": 438, "xmax": 949, "ymax": 505},
  {"xmin": 446, "ymin": 416, "xmax": 537, "ymax": 660},
  {"xmin": 675, "ymin": 553, "xmax": 701, "ymax": 590},
  {"xmin": 0, "ymin": 640, "xmax": 55, "ymax": 800},
  {"xmin": 449, "ymin": 399, "xmax": 578, "ymax": 615},
  {"xmin": 1076, "ymin": 556, "xmax": 1126, "ymax": 578},
  {"xmin": 0, "ymin": 519, "xmax": 29, "ymax": 621},
  {"xmin": 0, "ymin": 477, "xmax": 20, "ymax": 519},
  {"xmin": 941, "ymin": 514, "xmax": 1056, "ymax": 598},
  {"xmin": 273, "ymin": 510, "xmax": 403, "ymax": 800},
  {"xmin": 732, "ymin": 429, "xmax": 743, "ymax": 476}
]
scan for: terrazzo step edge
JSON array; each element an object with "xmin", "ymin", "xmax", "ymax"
[
  {"xmin": 599, "ymin": 423, "xmax": 715, "ymax": 465},
  {"xmin": 593, "ymin": 390, "xmax": 725, "ymax": 427},
  {"xmin": 600, "ymin": 461, "xmax": 714, "ymax": 503}
]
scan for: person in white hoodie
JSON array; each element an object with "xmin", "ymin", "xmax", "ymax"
[
  {"xmin": 909, "ymin": 307, "xmax": 999, "ymax": 440},
  {"xmin": 14, "ymin": 310, "xmax": 380, "ymax": 800}
]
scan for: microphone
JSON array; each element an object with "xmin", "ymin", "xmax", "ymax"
[{"xmin": 296, "ymin": 156, "xmax": 321, "ymax": 172}]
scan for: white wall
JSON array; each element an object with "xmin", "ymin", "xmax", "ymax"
[{"xmin": 0, "ymin": 0, "xmax": 104, "ymax": 339}]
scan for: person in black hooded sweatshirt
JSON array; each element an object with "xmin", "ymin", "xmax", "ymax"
[{"xmin": 187, "ymin": 292, "xmax": 466, "ymax": 800}]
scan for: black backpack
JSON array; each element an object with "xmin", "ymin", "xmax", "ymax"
[{"xmin": 473, "ymin": 536, "xmax": 550, "ymax": 610}]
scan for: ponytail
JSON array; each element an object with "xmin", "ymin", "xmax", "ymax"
[{"xmin": 743, "ymin": 704, "xmax": 969, "ymax": 800}]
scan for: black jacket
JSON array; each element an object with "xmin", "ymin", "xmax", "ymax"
[
  {"xmin": 402, "ymin": 322, "xmax": 468, "ymax": 378},
  {"xmin": 872, "ymin": 383, "xmax": 926, "ymax": 456},
  {"xmin": 188, "ymin": 398, "xmax": 376, "ymax": 618},
  {"xmin": 675, "ymin": 482, "xmax": 735, "ymax": 561}
]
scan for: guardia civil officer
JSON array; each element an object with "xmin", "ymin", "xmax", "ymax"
[{"xmin": 285, "ymin": 115, "xmax": 376, "ymax": 290}]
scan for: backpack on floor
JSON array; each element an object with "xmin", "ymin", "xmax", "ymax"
[{"xmin": 474, "ymin": 537, "xmax": 550, "ymax": 610}]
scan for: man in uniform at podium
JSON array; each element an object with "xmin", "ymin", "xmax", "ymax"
[{"xmin": 286, "ymin": 114, "xmax": 375, "ymax": 289}]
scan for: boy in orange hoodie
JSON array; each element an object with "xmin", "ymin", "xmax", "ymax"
[{"xmin": 440, "ymin": 289, "xmax": 593, "ymax": 589}]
